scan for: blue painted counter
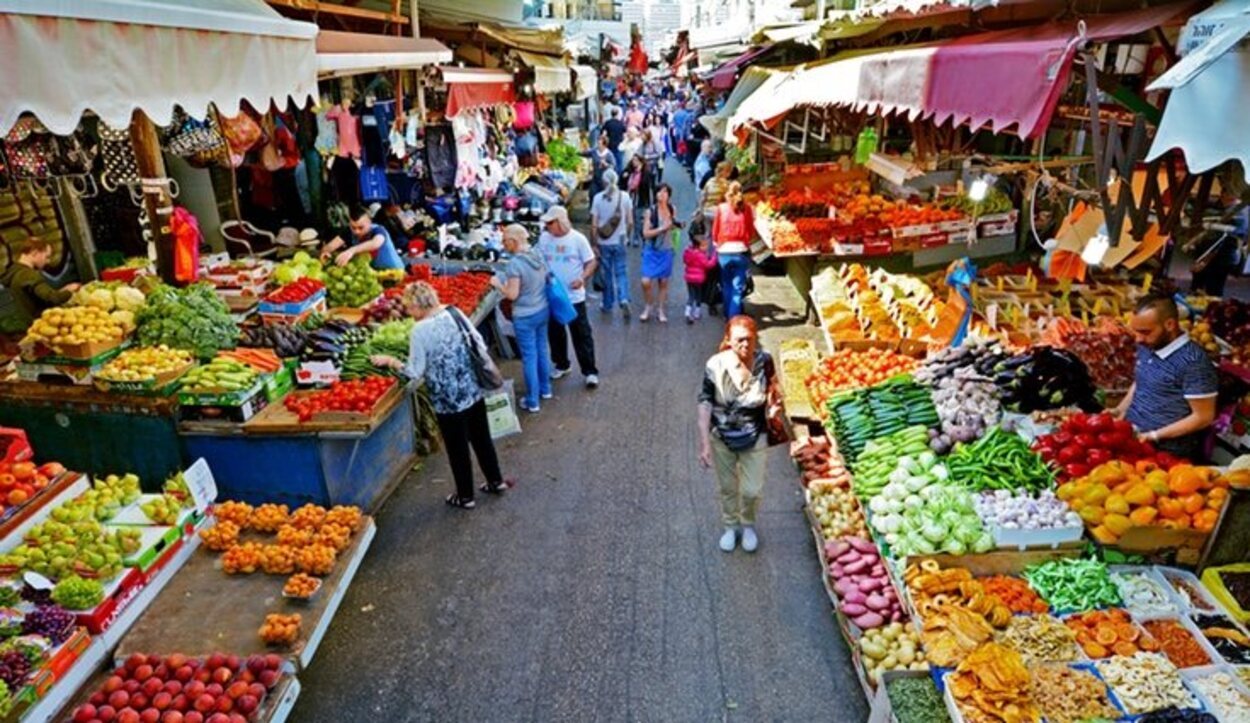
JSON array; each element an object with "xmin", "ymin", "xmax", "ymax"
[{"xmin": 179, "ymin": 390, "xmax": 419, "ymax": 512}]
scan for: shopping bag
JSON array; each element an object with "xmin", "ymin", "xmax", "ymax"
[
  {"xmin": 485, "ymin": 379, "xmax": 521, "ymax": 439},
  {"xmin": 546, "ymin": 273, "xmax": 578, "ymax": 325}
]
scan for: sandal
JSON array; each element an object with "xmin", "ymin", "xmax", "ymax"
[
  {"xmin": 479, "ymin": 478, "xmax": 514, "ymax": 495},
  {"xmin": 445, "ymin": 494, "xmax": 476, "ymax": 509}
]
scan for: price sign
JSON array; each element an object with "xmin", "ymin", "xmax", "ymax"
[{"xmin": 182, "ymin": 458, "xmax": 218, "ymax": 514}]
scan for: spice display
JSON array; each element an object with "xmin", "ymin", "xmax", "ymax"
[
  {"xmin": 857, "ymin": 623, "xmax": 927, "ymax": 682},
  {"xmin": 1097, "ymin": 652, "xmax": 1198, "ymax": 714},
  {"xmin": 1029, "ymin": 664, "xmax": 1122, "ymax": 723},
  {"xmin": 885, "ymin": 676, "xmax": 951, "ymax": 723},
  {"xmin": 1113, "ymin": 571, "xmax": 1180, "ymax": 616},
  {"xmin": 1190, "ymin": 671, "xmax": 1250, "ymax": 722},
  {"xmin": 980, "ymin": 575, "xmax": 1048, "ymax": 614},
  {"xmin": 1140, "ymin": 619, "xmax": 1211, "ymax": 668},
  {"xmin": 946, "ymin": 642, "xmax": 1040, "ymax": 723},
  {"xmin": 1023, "ymin": 558, "xmax": 1121, "ymax": 612},
  {"xmin": 996, "ymin": 614, "xmax": 1082, "ymax": 664},
  {"xmin": 1065, "ymin": 609, "xmax": 1158, "ymax": 659},
  {"xmin": 1190, "ymin": 612, "xmax": 1250, "ymax": 663}
]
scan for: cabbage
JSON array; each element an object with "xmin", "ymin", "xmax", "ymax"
[
  {"xmin": 972, "ymin": 531, "xmax": 995, "ymax": 553},
  {"xmin": 942, "ymin": 538, "xmax": 967, "ymax": 555},
  {"xmin": 921, "ymin": 520, "xmax": 948, "ymax": 544},
  {"xmin": 114, "ymin": 287, "xmax": 146, "ymax": 312}
]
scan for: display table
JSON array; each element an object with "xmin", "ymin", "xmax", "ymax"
[
  {"xmin": 117, "ymin": 518, "xmax": 376, "ymax": 671},
  {"xmin": 0, "ymin": 382, "xmax": 182, "ymax": 488},
  {"xmin": 178, "ymin": 389, "xmax": 418, "ymax": 511}
]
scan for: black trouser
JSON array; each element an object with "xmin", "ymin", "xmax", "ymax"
[
  {"xmin": 435, "ymin": 398, "xmax": 502, "ymax": 500},
  {"xmin": 686, "ymin": 281, "xmax": 706, "ymax": 306},
  {"xmin": 549, "ymin": 301, "xmax": 598, "ymax": 375}
]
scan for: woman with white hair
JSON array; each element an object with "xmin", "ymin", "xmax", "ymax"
[
  {"xmin": 371, "ymin": 281, "xmax": 512, "ymax": 509},
  {"xmin": 491, "ymin": 224, "xmax": 553, "ymax": 413},
  {"xmin": 590, "ymin": 168, "xmax": 633, "ymax": 318}
]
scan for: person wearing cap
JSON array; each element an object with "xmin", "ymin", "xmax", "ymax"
[
  {"xmin": 320, "ymin": 206, "xmax": 404, "ymax": 271},
  {"xmin": 536, "ymin": 206, "xmax": 600, "ymax": 389}
]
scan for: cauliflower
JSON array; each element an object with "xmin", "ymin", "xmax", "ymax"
[
  {"xmin": 113, "ymin": 286, "xmax": 146, "ymax": 312},
  {"xmin": 110, "ymin": 310, "xmax": 136, "ymax": 332},
  {"xmin": 85, "ymin": 288, "xmax": 115, "ymax": 311}
]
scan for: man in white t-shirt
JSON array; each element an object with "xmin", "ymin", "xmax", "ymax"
[
  {"xmin": 537, "ymin": 206, "xmax": 600, "ymax": 388},
  {"xmin": 590, "ymin": 169, "xmax": 633, "ymax": 318}
]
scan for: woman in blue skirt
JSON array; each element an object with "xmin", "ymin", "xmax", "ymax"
[{"xmin": 639, "ymin": 183, "xmax": 680, "ymax": 323}]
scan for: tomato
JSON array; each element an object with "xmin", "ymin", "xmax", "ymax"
[
  {"xmin": 1087, "ymin": 448, "xmax": 1112, "ymax": 466},
  {"xmin": 9, "ymin": 462, "xmax": 34, "ymax": 481},
  {"xmin": 1057, "ymin": 446, "xmax": 1082, "ymax": 464}
]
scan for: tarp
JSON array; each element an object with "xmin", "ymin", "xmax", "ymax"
[
  {"xmin": 0, "ymin": 0, "xmax": 318, "ymax": 135},
  {"xmin": 1147, "ymin": 1, "xmax": 1250, "ymax": 172},
  {"xmin": 701, "ymin": 67, "xmax": 780, "ymax": 141},
  {"xmin": 707, "ymin": 45, "xmax": 775, "ymax": 90},
  {"xmin": 515, "ymin": 51, "xmax": 572, "ymax": 95},
  {"xmin": 439, "ymin": 67, "xmax": 516, "ymax": 117},
  {"xmin": 728, "ymin": 3, "xmax": 1193, "ymax": 139},
  {"xmin": 316, "ymin": 31, "xmax": 452, "ymax": 78}
]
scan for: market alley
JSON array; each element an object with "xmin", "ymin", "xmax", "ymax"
[{"xmin": 292, "ymin": 164, "xmax": 868, "ymax": 722}]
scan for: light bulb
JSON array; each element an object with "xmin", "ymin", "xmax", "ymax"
[{"xmin": 968, "ymin": 178, "xmax": 989, "ymax": 202}]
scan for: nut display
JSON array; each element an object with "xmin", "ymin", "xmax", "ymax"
[
  {"xmin": 1097, "ymin": 652, "xmax": 1198, "ymax": 714},
  {"xmin": 995, "ymin": 614, "xmax": 1083, "ymax": 665},
  {"xmin": 1029, "ymin": 664, "xmax": 1123, "ymax": 723},
  {"xmin": 259, "ymin": 613, "xmax": 301, "ymax": 646}
]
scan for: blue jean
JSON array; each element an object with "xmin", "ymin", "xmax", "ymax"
[
  {"xmin": 512, "ymin": 309, "xmax": 552, "ymax": 408},
  {"xmin": 598, "ymin": 243, "xmax": 630, "ymax": 309},
  {"xmin": 719, "ymin": 252, "xmax": 750, "ymax": 318}
]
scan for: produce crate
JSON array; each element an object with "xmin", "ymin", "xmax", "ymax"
[
  {"xmin": 990, "ymin": 524, "xmax": 1085, "ymax": 551},
  {"xmin": 206, "ymin": 261, "xmax": 272, "ymax": 288},
  {"xmin": 93, "ymin": 361, "xmax": 194, "ymax": 396},
  {"xmin": 918, "ymin": 232, "xmax": 948, "ymax": 249},
  {"xmin": 294, "ymin": 359, "xmax": 340, "ymax": 387},
  {"xmin": 260, "ymin": 297, "xmax": 326, "ymax": 327},
  {"xmin": 33, "ymin": 627, "xmax": 91, "ymax": 694},
  {"xmin": 1201, "ymin": 563, "xmax": 1250, "ymax": 623},
  {"xmin": 1159, "ymin": 567, "xmax": 1226, "ymax": 614},
  {"xmin": 100, "ymin": 266, "xmax": 147, "ymax": 283},
  {"xmin": 19, "ymin": 339, "xmax": 129, "ymax": 367},
  {"xmin": 977, "ymin": 211, "xmax": 1018, "ymax": 239},
  {"xmin": 179, "ymin": 384, "xmax": 270, "ymax": 424},
  {"xmin": 108, "ymin": 523, "xmax": 182, "ymax": 572},
  {"xmin": 214, "ymin": 287, "xmax": 263, "ymax": 313},
  {"xmin": 1109, "ymin": 524, "xmax": 1213, "ymax": 566},
  {"xmin": 177, "ymin": 377, "xmax": 265, "ymax": 406},
  {"xmin": 259, "ymin": 288, "xmax": 326, "ymax": 316},
  {"xmin": 70, "ymin": 566, "xmax": 145, "ymax": 635},
  {"xmin": 16, "ymin": 358, "xmax": 103, "ymax": 386},
  {"xmin": 263, "ymin": 360, "xmax": 296, "ymax": 402}
]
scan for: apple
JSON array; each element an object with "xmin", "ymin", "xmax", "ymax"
[
  {"xmin": 140, "ymin": 709, "xmax": 160, "ymax": 723},
  {"xmin": 264, "ymin": 654, "xmax": 282, "ymax": 670},
  {"xmin": 91, "ymin": 692, "xmax": 108, "ymax": 707},
  {"xmin": 212, "ymin": 667, "xmax": 232, "ymax": 685},
  {"xmin": 125, "ymin": 654, "xmax": 147, "ymax": 673},
  {"xmin": 165, "ymin": 654, "xmax": 188, "ymax": 669},
  {"xmin": 183, "ymin": 713, "xmax": 203, "ymax": 723},
  {"xmin": 214, "ymin": 697, "xmax": 233, "ymax": 714},
  {"xmin": 105, "ymin": 677, "xmax": 125, "ymax": 694},
  {"xmin": 205, "ymin": 654, "xmax": 226, "ymax": 671},
  {"xmin": 118, "ymin": 710, "xmax": 141, "ymax": 723},
  {"xmin": 174, "ymin": 666, "xmax": 194, "ymax": 683},
  {"xmin": 194, "ymin": 669, "xmax": 213, "ymax": 684},
  {"xmin": 228, "ymin": 715, "xmax": 246, "ymax": 723},
  {"xmin": 245, "ymin": 657, "xmax": 265, "ymax": 675},
  {"xmin": 226, "ymin": 682, "xmax": 248, "ymax": 700},
  {"xmin": 257, "ymin": 670, "xmax": 278, "ymax": 689},
  {"xmin": 205, "ymin": 683, "xmax": 223, "ymax": 699},
  {"xmin": 134, "ymin": 665, "xmax": 154, "ymax": 682},
  {"xmin": 162, "ymin": 713, "xmax": 184, "ymax": 723},
  {"xmin": 98, "ymin": 705, "xmax": 117, "ymax": 722},
  {"xmin": 153, "ymin": 693, "xmax": 172, "ymax": 711},
  {"xmin": 234, "ymin": 695, "xmax": 258, "ymax": 716},
  {"xmin": 163, "ymin": 681, "xmax": 183, "ymax": 696},
  {"xmin": 143, "ymin": 679, "xmax": 163, "ymax": 698},
  {"xmin": 194, "ymin": 695, "xmax": 216, "ymax": 713},
  {"xmin": 154, "ymin": 665, "xmax": 170, "ymax": 680},
  {"xmin": 184, "ymin": 682, "xmax": 206, "ymax": 699},
  {"xmin": 236, "ymin": 671, "xmax": 254, "ymax": 685},
  {"xmin": 124, "ymin": 680, "xmax": 142, "ymax": 694},
  {"xmin": 74, "ymin": 704, "xmax": 98, "ymax": 722},
  {"xmin": 147, "ymin": 654, "xmax": 162, "ymax": 667},
  {"xmin": 130, "ymin": 693, "xmax": 149, "ymax": 711},
  {"xmin": 205, "ymin": 715, "xmax": 230, "ymax": 723},
  {"xmin": 171, "ymin": 694, "xmax": 188, "ymax": 712},
  {"xmin": 109, "ymin": 691, "xmax": 130, "ymax": 710},
  {"xmin": 246, "ymin": 683, "xmax": 264, "ymax": 701}
]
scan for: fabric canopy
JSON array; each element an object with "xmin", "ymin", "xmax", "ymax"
[
  {"xmin": 571, "ymin": 65, "xmax": 598, "ymax": 101},
  {"xmin": 701, "ymin": 67, "xmax": 781, "ymax": 141},
  {"xmin": 707, "ymin": 45, "xmax": 774, "ymax": 90},
  {"xmin": 316, "ymin": 31, "xmax": 451, "ymax": 78},
  {"xmin": 728, "ymin": 3, "xmax": 1193, "ymax": 139},
  {"xmin": 0, "ymin": 0, "xmax": 318, "ymax": 135},
  {"xmin": 515, "ymin": 51, "xmax": 572, "ymax": 95},
  {"xmin": 439, "ymin": 67, "xmax": 516, "ymax": 118}
]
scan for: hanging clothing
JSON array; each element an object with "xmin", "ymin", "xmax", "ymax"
[
  {"xmin": 325, "ymin": 104, "xmax": 361, "ymax": 159},
  {"xmin": 329, "ymin": 155, "xmax": 361, "ymax": 206},
  {"xmin": 315, "ymin": 107, "xmax": 339, "ymax": 157},
  {"xmin": 424, "ymin": 123, "xmax": 457, "ymax": 191},
  {"xmin": 302, "ymin": 148, "xmax": 323, "ymax": 222},
  {"xmin": 451, "ymin": 112, "xmax": 486, "ymax": 192}
]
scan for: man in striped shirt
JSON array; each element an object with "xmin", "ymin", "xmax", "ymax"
[{"xmin": 1113, "ymin": 295, "xmax": 1218, "ymax": 460}]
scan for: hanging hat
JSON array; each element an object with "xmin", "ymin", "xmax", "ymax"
[{"xmin": 299, "ymin": 228, "xmax": 319, "ymax": 244}]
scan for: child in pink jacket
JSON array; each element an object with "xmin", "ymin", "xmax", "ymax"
[{"xmin": 683, "ymin": 220, "xmax": 718, "ymax": 323}]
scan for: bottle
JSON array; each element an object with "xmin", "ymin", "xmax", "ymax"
[{"xmin": 854, "ymin": 127, "xmax": 878, "ymax": 166}]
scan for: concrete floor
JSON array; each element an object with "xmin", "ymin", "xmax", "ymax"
[{"xmin": 291, "ymin": 164, "xmax": 867, "ymax": 722}]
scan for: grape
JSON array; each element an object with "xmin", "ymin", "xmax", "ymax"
[
  {"xmin": 50, "ymin": 576, "xmax": 103, "ymax": 611},
  {"xmin": 22, "ymin": 605, "xmax": 75, "ymax": 645},
  {"xmin": 19, "ymin": 586, "xmax": 50, "ymax": 606},
  {"xmin": 0, "ymin": 649, "xmax": 32, "ymax": 688}
]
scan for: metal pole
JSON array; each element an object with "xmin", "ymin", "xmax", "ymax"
[{"xmin": 410, "ymin": 0, "xmax": 426, "ymax": 124}]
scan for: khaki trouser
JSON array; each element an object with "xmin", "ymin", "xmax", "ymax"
[{"xmin": 712, "ymin": 437, "xmax": 766, "ymax": 527}]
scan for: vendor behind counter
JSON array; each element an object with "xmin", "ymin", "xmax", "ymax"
[{"xmin": 0, "ymin": 237, "xmax": 80, "ymax": 337}]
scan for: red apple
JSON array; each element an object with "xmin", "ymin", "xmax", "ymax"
[
  {"xmin": 193, "ymin": 670, "xmax": 212, "ymax": 684},
  {"xmin": 98, "ymin": 705, "xmax": 117, "ymax": 722},
  {"xmin": 184, "ymin": 682, "xmax": 206, "ymax": 699},
  {"xmin": 134, "ymin": 665, "xmax": 154, "ymax": 682},
  {"xmin": 257, "ymin": 670, "xmax": 278, "ymax": 689},
  {"xmin": 163, "ymin": 681, "xmax": 182, "ymax": 696},
  {"xmin": 109, "ymin": 691, "xmax": 130, "ymax": 710},
  {"xmin": 105, "ymin": 676, "xmax": 125, "ymax": 693},
  {"xmin": 183, "ymin": 713, "xmax": 203, "ymax": 723},
  {"xmin": 91, "ymin": 692, "xmax": 108, "ymax": 706},
  {"xmin": 165, "ymin": 654, "xmax": 188, "ymax": 669},
  {"xmin": 263, "ymin": 654, "xmax": 282, "ymax": 670},
  {"xmin": 205, "ymin": 654, "xmax": 226, "ymax": 671},
  {"xmin": 236, "ymin": 671, "xmax": 254, "ymax": 685},
  {"xmin": 205, "ymin": 683, "xmax": 223, "ymax": 699},
  {"xmin": 118, "ymin": 710, "xmax": 141, "ymax": 723},
  {"xmin": 225, "ymin": 655, "xmax": 240, "ymax": 671},
  {"xmin": 143, "ymin": 679, "xmax": 163, "ymax": 698},
  {"xmin": 74, "ymin": 704, "xmax": 98, "ymax": 722},
  {"xmin": 245, "ymin": 656, "xmax": 265, "ymax": 675},
  {"xmin": 154, "ymin": 664, "xmax": 170, "ymax": 680},
  {"xmin": 193, "ymin": 695, "xmax": 215, "ymax": 713},
  {"xmin": 162, "ymin": 713, "xmax": 184, "ymax": 723},
  {"xmin": 171, "ymin": 694, "xmax": 188, "ymax": 712},
  {"xmin": 147, "ymin": 654, "xmax": 162, "ymax": 667},
  {"xmin": 130, "ymin": 693, "xmax": 149, "ymax": 711},
  {"xmin": 153, "ymin": 693, "xmax": 172, "ymax": 711},
  {"xmin": 246, "ymin": 683, "xmax": 264, "ymax": 701},
  {"xmin": 125, "ymin": 654, "xmax": 147, "ymax": 672},
  {"xmin": 228, "ymin": 715, "xmax": 245, "ymax": 723},
  {"xmin": 211, "ymin": 668, "xmax": 232, "ymax": 685},
  {"xmin": 234, "ymin": 695, "xmax": 258, "ymax": 716},
  {"xmin": 225, "ymin": 682, "xmax": 248, "ymax": 700},
  {"xmin": 174, "ymin": 666, "xmax": 194, "ymax": 683},
  {"xmin": 214, "ymin": 697, "xmax": 233, "ymax": 714},
  {"xmin": 124, "ymin": 681, "xmax": 142, "ymax": 694},
  {"xmin": 140, "ymin": 709, "xmax": 160, "ymax": 723},
  {"xmin": 205, "ymin": 715, "xmax": 229, "ymax": 723}
]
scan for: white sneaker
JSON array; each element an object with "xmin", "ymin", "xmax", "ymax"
[
  {"xmin": 541, "ymin": 392, "xmax": 554, "ymax": 400},
  {"xmin": 694, "ymin": 306, "xmax": 703, "ymax": 320},
  {"xmin": 585, "ymin": 374, "xmax": 600, "ymax": 389},
  {"xmin": 741, "ymin": 526, "xmax": 759, "ymax": 553},
  {"xmin": 719, "ymin": 528, "xmax": 737, "ymax": 552},
  {"xmin": 551, "ymin": 367, "xmax": 571, "ymax": 380}
]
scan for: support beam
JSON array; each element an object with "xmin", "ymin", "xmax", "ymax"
[
  {"xmin": 129, "ymin": 110, "xmax": 177, "ymax": 284},
  {"xmin": 267, "ymin": 0, "xmax": 404, "ymax": 24}
]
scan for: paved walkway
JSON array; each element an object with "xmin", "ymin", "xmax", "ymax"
[{"xmin": 292, "ymin": 163, "xmax": 867, "ymax": 722}]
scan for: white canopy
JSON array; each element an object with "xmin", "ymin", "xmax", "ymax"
[
  {"xmin": 1147, "ymin": 1, "xmax": 1250, "ymax": 172},
  {"xmin": 0, "ymin": 0, "xmax": 319, "ymax": 135},
  {"xmin": 316, "ymin": 31, "xmax": 452, "ymax": 79},
  {"xmin": 571, "ymin": 65, "xmax": 598, "ymax": 101},
  {"xmin": 515, "ymin": 51, "xmax": 572, "ymax": 95}
]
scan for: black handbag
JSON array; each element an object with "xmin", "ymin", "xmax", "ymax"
[{"xmin": 449, "ymin": 307, "xmax": 503, "ymax": 391}]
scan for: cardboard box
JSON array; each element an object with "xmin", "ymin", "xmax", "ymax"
[
  {"xmin": 263, "ymin": 361, "xmax": 296, "ymax": 402},
  {"xmin": 180, "ymin": 390, "xmax": 269, "ymax": 423},
  {"xmin": 93, "ymin": 361, "xmax": 193, "ymax": 396},
  {"xmin": 259, "ymin": 288, "xmax": 326, "ymax": 316}
]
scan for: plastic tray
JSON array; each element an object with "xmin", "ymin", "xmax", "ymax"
[
  {"xmin": 281, "ymin": 576, "xmax": 323, "ymax": 603},
  {"xmin": 1157, "ymin": 567, "xmax": 1225, "ymax": 614},
  {"xmin": 1201, "ymin": 564, "xmax": 1250, "ymax": 624},
  {"xmin": 1133, "ymin": 614, "xmax": 1221, "ymax": 669},
  {"xmin": 1095, "ymin": 654, "xmax": 1204, "ymax": 716},
  {"xmin": 1181, "ymin": 665, "xmax": 1250, "ymax": 720},
  {"xmin": 1109, "ymin": 565, "xmax": 1184, "ymax": 617},
  {"xmin": 991, "ymin": 523, "xmax": 1085, "ymax": 551}
]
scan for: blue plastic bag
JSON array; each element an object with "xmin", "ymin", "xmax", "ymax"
[{"xmin": 546, "ymin": 273, "xmax": 578, "ymax": 325}]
